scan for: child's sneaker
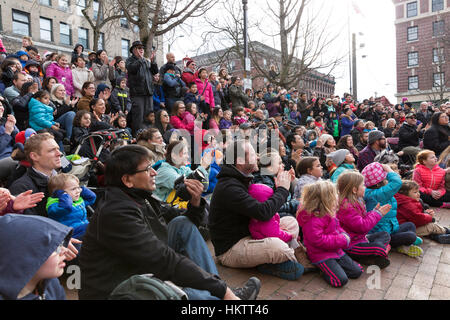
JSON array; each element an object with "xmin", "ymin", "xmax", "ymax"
[
  {"xmin": 414, "ymin": 237, "xmax": 423, "ymax": 246},
  {"xmin": 440, "ymin": 202, "xmax": 450, "ymax": 209},
  {"xmin": 396, "ymin": 245, "xmax": 423, "ymax": 257},
  {"xmin": 232, "ymin": 277, "xmax": 261, "ymax": 300},
  {"xmin": 257, "ymin": 260, "xmax": 304, "ymax": 281}
]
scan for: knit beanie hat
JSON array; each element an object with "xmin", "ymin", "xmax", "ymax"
[
  {"xmin": 327, "ymin": 149, "xmax": 350, "ymax": 167},
  {"xmin": 361, "ymin": 162, "xmax": 387, "ymax": 187},
  {"xmin": 248, "ymin": 183, "xmax": 274, "ymax": 203},
  {"xmin": 368, "ymin": 130, "xmax": 385, "ymax": 145},
  {"xmin": 319, "ymin": 134, "xmax": 333, "ymax": 146}
]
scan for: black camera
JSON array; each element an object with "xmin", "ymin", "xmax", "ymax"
[{"xmin": 173, "ymin": 169, "xmax": 208, "ymax": 201}]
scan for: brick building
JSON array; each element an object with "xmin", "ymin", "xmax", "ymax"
[
  {"xmin": 0, "ymin": 0, "xmax": 164, "ymax": 65},
  {"xmin": 393, "ymin": 0, "xmax": 450, "ymax": 106},
  {"xmin": 178, "ymin": 41, "xmax": 335, "ymax": 99}
]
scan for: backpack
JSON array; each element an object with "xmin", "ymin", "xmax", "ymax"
[{"xmin": 109, "ymin": 274, "xmax": 188, "ymax": 300}]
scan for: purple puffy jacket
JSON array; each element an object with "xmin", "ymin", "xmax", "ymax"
[
  {"xmin": 297, "ymin": 209, "xmax": 350, "ymax": 264},
  {"xmin": 248, "ymin": 184, "xmax": 293, "ymax": 243}
]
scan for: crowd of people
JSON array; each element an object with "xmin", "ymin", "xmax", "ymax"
[{"xmin": 0, "ymin": 35, "xmax": 450, "ymax": 300}]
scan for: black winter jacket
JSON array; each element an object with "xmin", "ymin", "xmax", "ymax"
[
  {"xmin": 79, "ymin": 186, "xmax": 227, "ymax": 300},
  {"xmin": 209, "ymin": 165, "xmax": 289, "ymax": 257},
  {"xmin": 126, "ymin": 55, "xmax": 158, "ymax": 97},
  {"xmin": 398, "ymin": 123, "xmax": 423, "ymax": 150},
  {"xmin": 423, "ymin": 112, "xmax": 450, "ymax": 156}
]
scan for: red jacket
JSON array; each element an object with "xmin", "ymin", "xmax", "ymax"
[
  {"xmin": 170, "ymin": 112, "xmax": 194, "ymax": 133},
  {"xmin": 395, "ymin": 193, "xmax": 433, "ymax": 227},
  {"xmin": 413, "ymin": 164, "xmax": 447, "ymax": 197}
]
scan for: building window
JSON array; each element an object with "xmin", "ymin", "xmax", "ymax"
[
  {"xmin": 76, "ymin": 0, "xmax": 86, "ymax": 16},
  {"xmin": 40, "ymin": 0, "xmax": 52, "ymax": 6},
  {"xmin": 60, "ymin": 22, "xmax": 72, "ymax": 46},
  {"xmin": 121, "ymin": 39, "xmax": 130, "ymax": 58},
  {"xmin": 433, "ymin": 48, "xmax": 445, "ymax": 64},
  {"xmin": 406, "ymin": 2, "xmax": 417, "ymax": 18},
  {"xmin": 408, "ymin": 76, "xmax": 419, "ymax": 90},
  {"xmin": 433, "ymin": 21, "xmax": 445, "ymax": 37},
  {"xmin": 78, "ymin": 27, "xmax": 89, "ymax": 49},
  {"xmin": 433, "ymin": 73, "xmax": 444, "ymax": 87},
  {"xmin": 12, "ymin": 10, "xmax": 30, "ymax": 36},
  {"xmin": 120, "ymin": 11, "xmax": 128, "ymax": 28},
  {"xmin": 59, "ymin": 0, "xmax": 70, "ymax": 11},
  {"xmin": 39, "ymin": 17, "xmax": 53, "ymax": 42},
  {"xmin": 432, "ymin": 0, "xmax": 444, "ymax": 12},
  {"xmin": 98, "ymin": 33, "xmax": 104, "ymax": 50},
  {"xmin": 408, "ymin": 52, "xmax": 419, "ymax": 67},
  {"xmin": 407, "ymin": 26, "xmax": 418, "ymax": 41}
]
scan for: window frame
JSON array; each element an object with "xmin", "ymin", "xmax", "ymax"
[
  {"xmin": 406, "ymin": 1, "xmax": 418, "ymax": 18},
  {"xmin": 408, "ymin": 75, "xmax": 419, "ymax": 90},
  {"xmin": 432, "ymin": 0, "xmax": 444, "ymax": 12},
  {"xmin": 12, "ymin": 9, "xmax": 31, "ymax": 36},
  {"xmin": 121, "ymin": 38, "xmax": 130, "ymax": 58},
  {"xmin": 407, "ymin": 51, "xmax": 419, "ymax": 67},
  {"xmin": 407, "ymin": 26, "xmax": 418, "ymax": 41},
  {"xmin": 60, "ymin": 22, "xmax": 72, "ymax": 46},
  {"xmin": 78, "ymin": 27, "xmax": 89, "ymax": 49},
  {"xmin": 433, "ymin": 72, "xmax": 445, "ymax": 87},
  {"xmin": 39, "ymin": 16, "xmax": 53, "ymax": 42}
]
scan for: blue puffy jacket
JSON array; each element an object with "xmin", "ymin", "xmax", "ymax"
[
  {"xmin": 364, "ymin": 172, "xmax": 402, "ymax": 235},
  {"xmin": 28, "ymin": 98, "xmax": 55, "ymax": 131}
]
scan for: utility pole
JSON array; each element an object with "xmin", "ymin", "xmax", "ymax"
[
  {"xmin": 352, "ymin": 33, "xmax": 358, "ymax": 101},
  {"xmin": 242, "ymin": 0, "xmax": 251, "ymax": 90}
]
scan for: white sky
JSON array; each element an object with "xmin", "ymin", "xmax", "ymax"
[{"xmin": 170, "ymin": 0, "xmax": 397, "ymax": 102}]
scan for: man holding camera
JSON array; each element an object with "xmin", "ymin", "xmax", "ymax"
[
  {"xmin": 126, "ymin": 41, "xmax": 159, "ymax": 136},
  {"xmin": 79, "ymin": 145, "xmax": 261, "ymax": 300}
]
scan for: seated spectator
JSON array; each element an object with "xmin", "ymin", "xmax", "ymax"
[
  {"xmin": 293, "ymin": 156, "xmax": 323, "ymax": 200},
  {"xmin": 3, "ymin": 71, "xmax": 27, "ymax": 105},
  {"xmin": 78, "ymin": 145, "xmax": 259, "ymax": 300},
  {"xmin": 209, "ymin": 107, "xmax": 222, "ymax": 133},
  {"xmin": 163, "ymin": 65, "xmax": 186, "ymax": 113},
  {"xmin": 219, "ymin": 109, "xmax": 233, "ymax": 130},
  {"xmin": 329, "ymin": 149, "xmax": 356, "ymax": 183},
  {"xmin": 15, "ymin": 51, "xmax": 29, "ymax": 69},
  {"xmin": 136, "ymin": 128, "xmax": 166, "ymax": 163},
  {"xmin": 336, "ymin": 134, "xmax": 359, "ymax": 162},
  {"xmin": 383, "ymin": 118, "xmax": 399, "ymax": 138},
  {"xmin": 398, "ymin": 113, "xmax": 424, "ymax": 151},
  {"xmin": 20, "ymin": 36, "xmax": 33, "ymax": 52},
  {"xmin": 50, "ymin": 84, "xmax": 78, "ymax": 142},
  {"xmin": 413, "ymin": 150, "xmax": 450, "ymax": 209},
  {"xmin": 90, "ymin": 98, "xmax": 112, "ymax": 129},
  {"xmin": 357, "ymin": 130, "xmax": 386, "ymax": 172},
  {"xmin": 350, "ymin": 119, "xmax": 365, "ymax": 144},
  {"xmin": 71, "ymin": 110, "xmax": 91, "ymax": 150},
  {"xmin": 11, "ymin": 81, "xmax": 38, "ymax": 131},
  {"xmin": 0, "ymin": 58, "xmax": 21, "ymax": 93},
  {"xmin": 154, "ymin": 109, "xmax": 173, "ymax": 142},
  {"xmin": 423, "ymin": 112, "xmax": 450, "ymax": 157},
  {"xmin": 209, "ymin": 140, "xmax": 304, "ymax": 280},
  {"xmin": 0, "ymin": 213, "xmax": 73, "ymax": 300},
  {"xmin": 0, "ymin": 102, "xmax": 18, "ymax": 181},
  {"xmin": 112, "ymin": 113, "xmax": 132, "ymax": 137},
  {"xmin": 45, "ymin": 54, "xmax": 74, "ymax": 97},
  {"xmin": 23, "ymin": 60, "xmax": 43, "ymax": 89},
  {"xmin": 42, "ymin": 52, "xmax": 58, "ymax": 74},
  {"xmin": 184, "ymin": 82, "xmax": 202, "ymax": 106},
  {"xmin": 154, "ymin": 140, "xmax": 211, "ymax": 203},
  {"xmin": 94, "ymin": 83, "xmax": 112, "ymax": 114},
  {"xmin": 42, "ymin": 76, "xmax": 58, "ymax": 94},
  {"xmin": 355, "ymin": 131, "xmax": 369, "ymax": 152},
  {"xmin": 170, "ymin": 101, "xmax": 194, "ymax": 133},
  {"xmin": 72, "ymin": 56, "xmax": 95, "ymax": 98},
  {"xmin": 76, "ymin": 82, "xmax": 95, "ymax": 112},
  {"xmin": 9, "ymin": 133, "xmax": 62, "ymax": 216},
  {"xmin": 110, "ymin": 76, "xmax": 132, "ymax": 114},
  {"xmin": 47, "ymin": 173, "xmax": 96, "ymax": 240}
]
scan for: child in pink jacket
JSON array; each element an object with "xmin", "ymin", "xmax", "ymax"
[
  {"xmin": 248, "ymin": 184, "xmax": 297, "ymax": 244},
  {"xmin": 45, "ymin": 55, "xmax": 74, "ymax": 97}
]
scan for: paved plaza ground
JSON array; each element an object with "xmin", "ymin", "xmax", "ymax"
[{"xmin": 65, "ymin": 207, "xmax": 450, "ymax": 300}]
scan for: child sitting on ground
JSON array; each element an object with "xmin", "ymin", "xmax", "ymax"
[
  {"xmin": 362, "ymin": 162, "xmax": 423, "ymax": 258},
  {"xmin": 336, "ymin": 171, "xmax": 392, "ymax": 268},
  {"xmin": 297, "ymin": 180, "xmax": 363, "ymax": 288},
  {"xmin": 46, "ymin": 173, "xmax": 96, "ymax": 240},
  {"xmin": 395, "ymin": 180, "xmax": 450, "ymax": 244}
]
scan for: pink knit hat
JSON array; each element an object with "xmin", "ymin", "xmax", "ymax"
[
  {"xmin": 248, "ymin": 184, "xmax": 273, "ymax": 203},
  {"xmin": 361, "ymin": 162, "xmax": 387, "ymax": 187}
]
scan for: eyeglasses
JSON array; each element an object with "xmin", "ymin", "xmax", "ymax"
[{"xmin": 132, "ymin": 163, "xmax": 153, "ymax": 175}]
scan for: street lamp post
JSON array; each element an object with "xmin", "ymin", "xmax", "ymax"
[{"xmin": 242, "ymin": 0, "xmax": 250, "ymax": 88}]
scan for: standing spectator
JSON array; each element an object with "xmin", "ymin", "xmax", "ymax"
[
  {"xmin": 110, "ymin": 76, "xmax": 132, "ymax": 115},
  {"xmin": 71, "ymin": 56, "xmax": 95, "ymax": 98},
  {"xmin": 113, "ymin": 56, "xmax": 127, "ymax": 84},
  {"xmin": 416, "ymin": 102, "xmax": 433, "ymax": 126},
  {"xmin": 159, "ymin": 52, "xmax": 182, "ymax": 77},
  {"xmin": 340, "ymin": 107, "xmax": 355, "ymax": 137},
  {"xmin": 126, "ymin": 41, "xmax": 159, "ymax": 135},
  {"xmin": 170, "ymin": 101, "xmax": 193, "ymax": 133},
  {"xmin": 86, "ymin": 51, "xmax": 97, "ymax": 70},
  {"xmin": 423, "ymin": 112, "xmax": 450, "ymax": 157},
  {"xmin": 91, "ymin": 50, "xmax": 115, "ymax": 87},
  {"xmin": 152, "ymin": 73, "xmax": 165, "ymax": 112},
  {"xmin": 45, "ymin": 54, "xmax": 75, "ymax": 97},
  {"xmin": 355, "ymin": 131, "xmax": 369, "ymax": 152},
  {"xmin": 181, "ymin": 59, "xmax": 197, "ymax": 85},
  {"xmin": 209, "ymin": 72, "xmax": 222, "ymax": 107},
  {"xmin": 20, "ymin": 36, "xmax": 33, "ymax": 51},
  {"xmin": 71, "ymin": 43, "xmax": 85, "ymax": 66},
  {"xmin": 195, "ymin": 67, "xmax": 215, "ymax": 114},
  {"xmin": 228, "ymin": 77, "xmax": 248, "ymax": 111},
  {"xmin": 163, "ymin": 65, "xmax": 185, "ymax": 114},
  {"xmin": 42, "ymin": 52, "xmax": 58, "ymax": 74}
]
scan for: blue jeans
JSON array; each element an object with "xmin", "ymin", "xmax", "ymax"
[
  {"xmin": 56, "ymin": 111, "xmax": 76, "ymax": 139},
  {"xmin": 167, "ymin": 216, "xmax": 220, "ymax": 300}
]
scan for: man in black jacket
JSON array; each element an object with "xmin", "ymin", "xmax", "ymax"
[
  {"xmin": 79, "ymin": 145, "xmax": 260, "ymax": 300},
  {"xmin": 398, "ymin": 113, "xmax": 424, "ymax": 150},
  {"xmin": 126, "ymin": 41, "xmax": 159, "ymax": 135},
  {"xmin": 209, "ymin": 140, "xmax": 305, "ymax": 281}
]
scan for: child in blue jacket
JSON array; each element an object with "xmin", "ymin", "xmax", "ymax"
[
  {"xmin": 46, "ymin": 173, "xmax": 96, "ymax": 240},
  {"xmin": 362, "ymin": 162, "xmax": 423, "ymax": 258}
]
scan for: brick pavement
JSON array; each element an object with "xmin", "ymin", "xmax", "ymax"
[{"xmin": 65, "ymin": 208, "xmax": 450, "ymax": 300}]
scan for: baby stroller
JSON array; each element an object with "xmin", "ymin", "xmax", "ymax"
[{"xmin": 67, "ymin": 128, "xmax": 131, "ymax": 187}]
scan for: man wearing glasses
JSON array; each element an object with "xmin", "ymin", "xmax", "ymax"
[
  {"xmin": 126, "ymin": 41, "xmax": 159, "ymax": 136},
  {"xmin": 79, "ymin": 145, "xmax": 261, "ymax": 300},
  {"xmin": 398, "ymin": 113, "xmax": 424, "ymax": 151}
]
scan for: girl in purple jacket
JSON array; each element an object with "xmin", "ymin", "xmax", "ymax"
[
  {"xmin": 297, "ymin": 180, "xmax": 363, "ymax": 287},
  {"xmin": 336, "ymin": 171, "xmax": 392, "ymax": 269}
]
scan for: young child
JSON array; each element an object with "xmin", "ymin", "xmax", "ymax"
[
  {"xmin": 24, "ymin": 60, "xmax": 43, "ymax": 89},
  {"xmin": 336, "ymin": 171, "xmax": 392, "ymax": 268},
  {"xmin": 0, "ymin": 214, "xmax": 73, "ymax": 300},
  {"xmin": 46, "ymin": 173, "xmax": 96, "ymax": 240},
  {"xmin": 110, "ymin": 76, "xmax": 132, "ymax": 115},
  {"xmin": 364, "ymin": 121, "xmax": 376, "ymax": 133},
  {"xmin": 183, "ymin": 82, "xmax": 202, "ymax": 106},
  {"xmin": 297, "ymin": 180, "xmax": 363, "ymax": 288},
  {"xmin": 233, "ymin": 107, "xmax": 248, "ymax": 126},
  {"xmin": 328, "ymin": 149, "xmax": 356, "ymax": 183},
  {"xmin": 289, "ymin": 103, "xmax": 301, "ymax": 125},
  {"xmin": 362, "ymin": 162, "xmax": 423, "ymax": 257},
  {"xmin": 248, "ymin": 184, "xmax": 298, "ymax": 246},
  {"xmin": 113, "ymin": 113, "xmax": 132, "ymax": 137},
  {"xmin": 219, "ymin": 109, "xmax": 233, "ymax": 130},
  {"xmin": 71, "ymin": 110, "xmax": 91, "ymax": 150},
  {"xmin": 395, "ymin": 180, "xmax": 450, "ymax": 244},
  {"xmin": 183, "ymin": 102, "xmax": 199, "ymax": 135},
  {"xmin": 294, "ymin": 156, "xmax": 323, "ymax": 200}
]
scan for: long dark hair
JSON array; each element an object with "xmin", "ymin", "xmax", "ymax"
[{"xmin": 155, "ymin": 109, "xmax": 172, "ymax": 135}]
